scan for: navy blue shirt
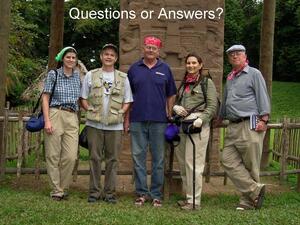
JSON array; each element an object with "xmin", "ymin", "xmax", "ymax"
[{"xmin": 128, "ymin": 58, "xmax": 177, "ymax": 122}]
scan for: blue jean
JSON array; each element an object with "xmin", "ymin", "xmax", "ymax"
[{"xmin": 130, "ymin": 122, "xmax": 167, "ymax": 200}]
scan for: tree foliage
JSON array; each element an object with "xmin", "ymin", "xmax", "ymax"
[{"xmin": 5, "ymin": 0, "xmax": 300, "ymax": 106}]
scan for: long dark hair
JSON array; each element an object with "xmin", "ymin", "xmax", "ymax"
[
  {"xmin": 176, "ymin": 53, "xmax": 204, "ymax": 100},
  {"xmin": 57, "ymin": 48, "xmax": 78, "ymax": 68}
]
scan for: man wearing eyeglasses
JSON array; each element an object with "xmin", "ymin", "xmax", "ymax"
[
  {"xmin": 219, "ymin": 44, "xmax": 270, "ymax": 210},
  {"xmin": 81, "ymin": 43, "xmax": 133, "ymax": 204},
  {"xmin": 125, "ymin": 36, "xmax": 177, "ymax": 207}
]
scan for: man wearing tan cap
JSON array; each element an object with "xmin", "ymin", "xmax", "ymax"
[{"xmin": 81, "ymin": 44, "xmax": 133, "ymax": 204}]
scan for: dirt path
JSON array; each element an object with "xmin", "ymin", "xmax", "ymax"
[{"xmin": 4, "ymin": 173, "xmax": 292, "ymax": 197}]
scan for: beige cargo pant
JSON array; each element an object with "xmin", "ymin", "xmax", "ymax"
[
  {"xmin": 221, "ymin": 120, "xmax": 265, "ymax": 207},
  {"xmin": 175, "ymin": 123, "xmax": 210, "ymax": 206},
  {"xmin": 44, "ymin": 108, "xmax": 79, "ymax": 197}
]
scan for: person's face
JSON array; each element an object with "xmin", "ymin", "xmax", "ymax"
[
  {"xmin": 62, "ymin": 52, "xmax": 77, "ymax": 69},
  {"xmin": 186, "ymin": 56, "xmax": 203, "ymax": 74},
  {"xmin": 228, "ymin": 51, "xmax": 247, "ymax": 68},
  {"xmin": 100, "ymin": 48, "xmax": 118, "ymax": 67},
  {"xmin": 143, "ymin": 44, "xmax": 159, "ymax": 60}
]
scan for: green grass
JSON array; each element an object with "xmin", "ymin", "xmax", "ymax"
[
  {"xmin": 271, "ymin": 81, "xmax": 300, "ymax": 120},
  {"xmin": 0, "ymin": 178, "xmax": 299, "ymax": 225}
]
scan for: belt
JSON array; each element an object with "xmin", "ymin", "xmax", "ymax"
[
  {"xmin": 230, "ymin": 117, "xmax": 250, "ymax": 123},
  {"xmin": 52, "ymin": 106, "xmax": 75, "ymax": 113}
]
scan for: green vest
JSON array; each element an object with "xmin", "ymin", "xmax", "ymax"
[{"xmin": 86, "ymin": 68, "xmax": 127, "ymax": 125}]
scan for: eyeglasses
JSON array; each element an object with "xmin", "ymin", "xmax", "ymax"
[
  {"xmin": 228, "ymin": 51, "xmax": 244, "ymax": 57},
  {"xmin": 145, "ymin": 45, "xmax": 159, "ymax": 51}
]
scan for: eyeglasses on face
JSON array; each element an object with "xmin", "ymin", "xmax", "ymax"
[{"xmin": 228, "ymin": 51, "xmax": 244, "ymax": 57}]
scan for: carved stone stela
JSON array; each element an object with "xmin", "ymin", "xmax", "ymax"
[{"xmin": 119, "ymin": 0, "xmax": 224, "ymax": 172}]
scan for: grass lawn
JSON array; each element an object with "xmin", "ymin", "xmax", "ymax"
[
  {"xmin": 0, "ymin": 176, "xmax": 299, "ymax": 225},
  {"xmin": 271, "ymin": 81, "xmax": 300, "ymax": 120},
  {"xmin": 1, "ymin": 81, "xmax": 300, "ymax": 225}
]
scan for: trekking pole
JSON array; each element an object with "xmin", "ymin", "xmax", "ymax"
[{"xmin": 187, "ymin": 125, "xmax": 196, "ymax": 210}]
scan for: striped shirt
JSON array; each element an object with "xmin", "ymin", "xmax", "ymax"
[{"xmin": 43, "ymin": 67, "xmax": 81, "ymax": 111}]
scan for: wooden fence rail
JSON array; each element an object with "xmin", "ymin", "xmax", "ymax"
[{"xmin": 1, "ymin": 111, "xmax": 300, "ymax": 194}]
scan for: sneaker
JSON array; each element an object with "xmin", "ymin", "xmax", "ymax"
[
  {"xmin": 152, "ymin": 199, "xmax": 162, "ymax": 207},
  {"xmin": 135, "ymin": 196, "xmax": 146, "ymax": 206},
  {"xmin": 180, "ymin": 203, "xmax": 200, "ymax": 210},
  {"xmin": 87, "ymin": 196, "xmax": 99, "ymax": 203},
  {"xmin": 103, "ymin": 195, "xmax": 117, "ymax": 204}
]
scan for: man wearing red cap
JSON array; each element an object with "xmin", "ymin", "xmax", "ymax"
[{"xmin": 126, "ymin": 36, "xmax": 176, "ymax": 207}]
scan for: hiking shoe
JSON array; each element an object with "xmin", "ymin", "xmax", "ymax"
[
  {"xmin": 177, "ymin": 200, "xmax": 187, "ymax": 207},
  {"xmin": 135, "ymin": 196, "xmax": 146, "ymax": 206},
  {"xmin": 180, "ymin": 203, "xmax": 200, "ymax": 210},
  {"xmin": 253, "ymin": 184, "xmax": 266, "ymax": 209},
  {"xmin": 87, "ymin": 196, "xmax": 99, "ymax": 203},
  {"xmin": 51, "ymin": 196, "xmax": 63, "ymax": 201},
  {"xmin": 103, "ymin": 195, "xmax": 117, "ymax": 204},
  {"xmin": 152, "ymin": 199, "xmax": 162, "ymax": 207},
  {"xmin": 236, "ymin": 204, "xmax": 254, "ymax": 211}
]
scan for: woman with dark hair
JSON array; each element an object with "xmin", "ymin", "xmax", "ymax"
[
  {"xmin": 173, "ymin": 53, "xmax": 218, "ymax": 210},
  {"xmin": 42, "ymin": 47, "xmax": 81, "ymax": 201}
]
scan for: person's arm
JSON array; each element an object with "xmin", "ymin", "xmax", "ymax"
[
  {"xmin": 166, "ymin": 95, "xmax": 176, "ymax": 119},
  {"xmin": 80, "ymin": 71, "xmax": 91, "ymax": 111},
  {"xmin": 42, "ymin": 93, "xmax": 53, "ymax": 134},
  {"xmin": 80, "ymin": 98, "xmax": 89, "ymax": 111}
]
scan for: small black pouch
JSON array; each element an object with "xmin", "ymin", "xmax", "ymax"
[{"xmin": 181, "ymin": 119, "xmax": 202, "ymax": 134}]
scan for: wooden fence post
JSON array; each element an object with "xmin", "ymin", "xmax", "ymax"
[
  {"xmin": 17, "ymin": 114, "xmax": 24, "ymax": 178},
  {"xmin": 280, "ymin": 118, "xmax": 289, "ymax": 184},
  {"xmin": 0, "ymin": 108, "xmax": 8, "ymax": 179}
]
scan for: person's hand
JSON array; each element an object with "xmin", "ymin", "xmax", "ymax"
[
  {"xmin": 193, "ymin": 118, "xmax": 203, "ymax": 128},
  {"xmin": 44, "ymin": 120, "xmax": 54, "ymax": 134},
  {"xmin": 173, "ymin": 105, "xmax": 188, "ymax": 117},
  {"xmin": 255, "ymin": 120, "xmax": 267, "ymax": 132}
]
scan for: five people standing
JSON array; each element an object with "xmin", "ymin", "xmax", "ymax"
[{"xmin": 41, "ymin": 41, "xmax": 270, "ymax": 211}]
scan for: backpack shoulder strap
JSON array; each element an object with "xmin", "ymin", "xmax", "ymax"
[{"xmin": 200, "ymin": 76, "xmax": 209, "ymax": 106}]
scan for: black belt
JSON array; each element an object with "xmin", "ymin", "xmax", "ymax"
[
  {"xmin": 52, "ymin": 106, "xmax": 75, "ymax": 113},
  {"xmin": 230, "ymin": 117, "xmax": 250, "ymax": 123}
]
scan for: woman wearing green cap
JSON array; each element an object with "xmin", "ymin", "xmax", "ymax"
[{"xmin": 42, "ymin": 46, "xmax": 81, "ymax": 201}]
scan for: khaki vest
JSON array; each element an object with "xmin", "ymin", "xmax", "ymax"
[{"xmin": 86, "ymin": 68, "xmax": 127, "ymax": 125}]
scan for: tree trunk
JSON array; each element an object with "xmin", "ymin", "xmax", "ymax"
[
  {"xmin": 47, "ymin": 0, "xmax": 65, "ymax": 70},
  {"xmin": 259, "ymin": 0, "xmax": 276, "ymax": 170},
  {"xmin": 0, "ymin": 0, "xmax": 12, "ymax": 178}
]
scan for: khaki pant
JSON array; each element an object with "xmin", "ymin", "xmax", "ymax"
[
  {"xmin": 44, "ymin": 108, "xmax": 79, "ymax": 197},
  {"xmin": 175, "ymin": 123, "xmax": 210, "ymax": 206},
  {"xmin": 221, "ymin": 120, "xmax": 265, "ymax": 206},
  {"xmin": 87, "ymin": 127, "xmax": 122, "ymax": 199}
]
